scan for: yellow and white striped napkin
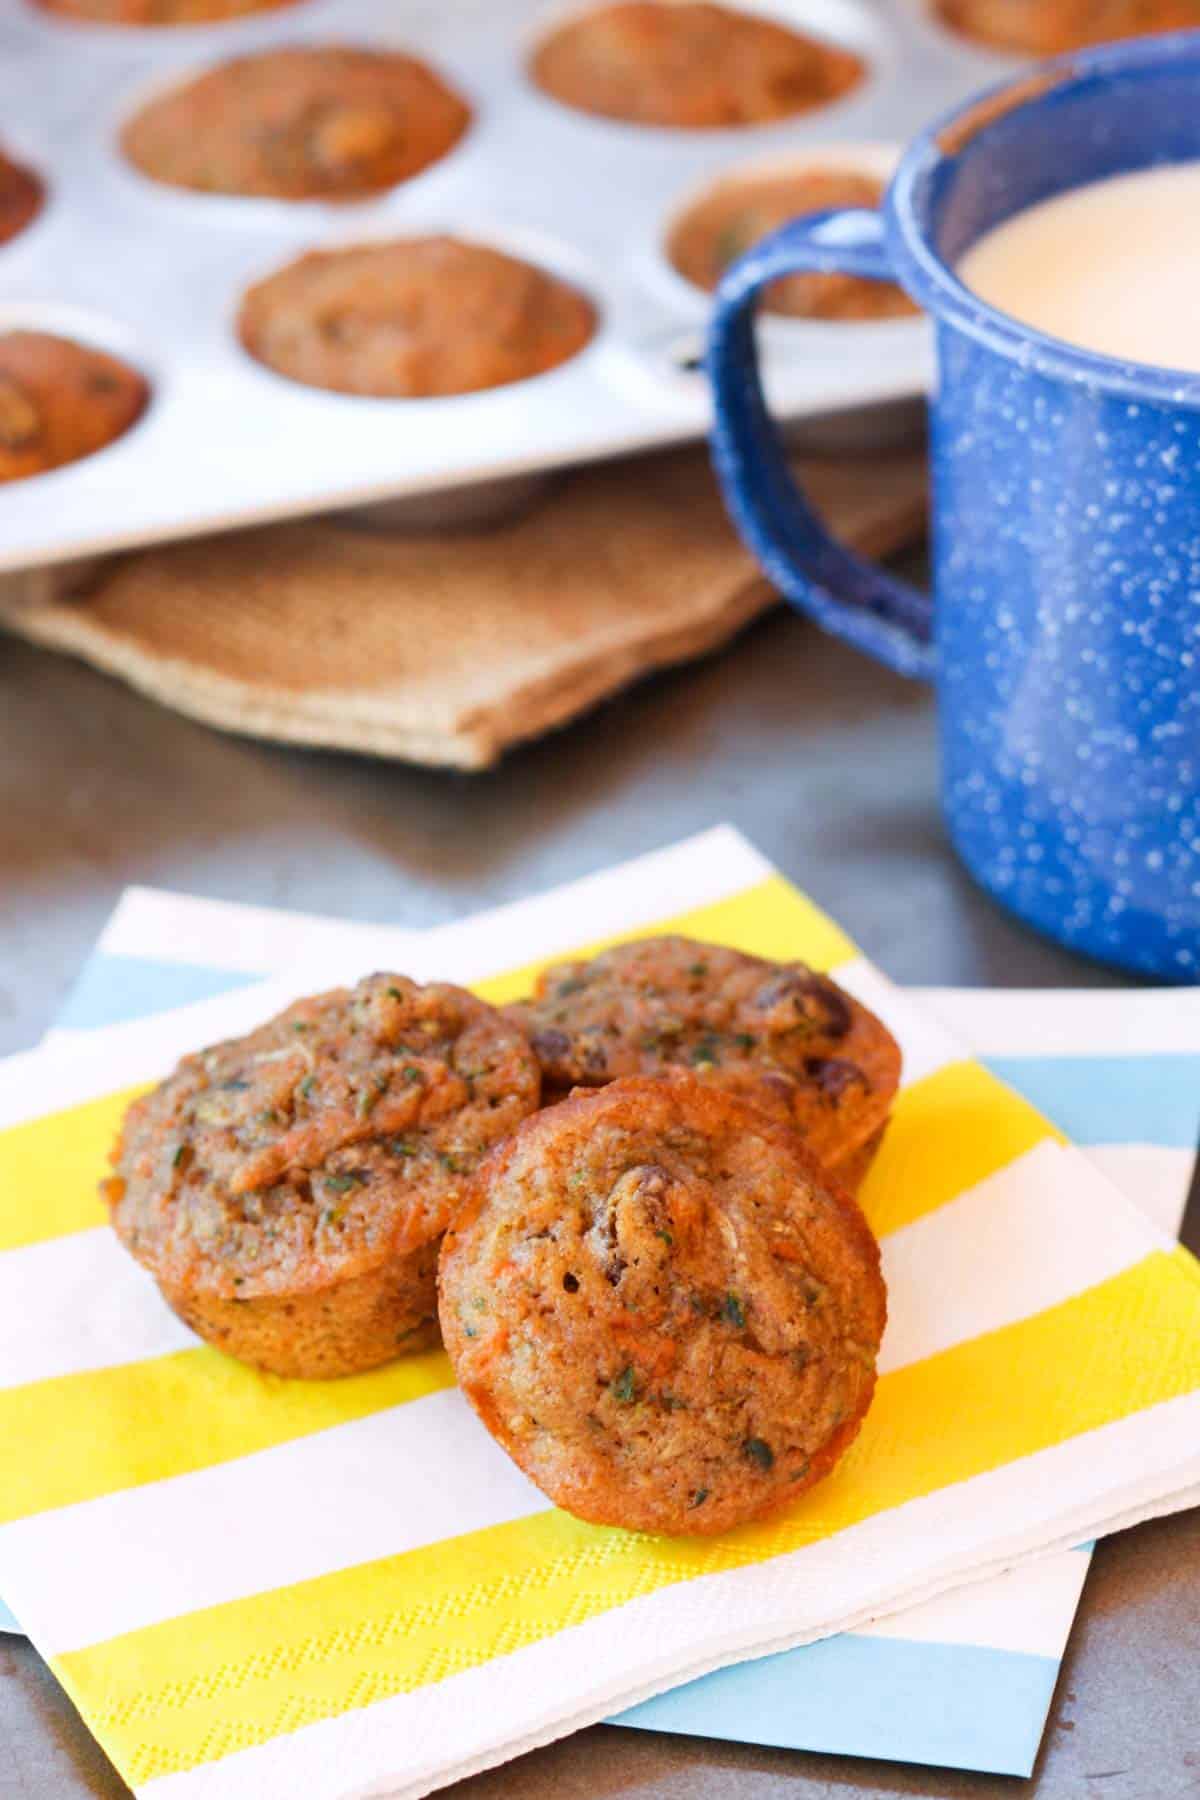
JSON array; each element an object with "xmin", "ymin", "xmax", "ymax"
[{"xmin": 1, "ymin": 829, "xmax": 1198, "ymax": 1800}]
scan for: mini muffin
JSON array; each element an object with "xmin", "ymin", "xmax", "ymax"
[
  {"xmin": 506, "ymin": 936, "xmax": 900, "ymax": 1189},
  {"xmin": 0, "ymin": 146, "xmax": 44, "ymax": 247},
  {"xmin": 121, "ymin": 48, "xmax": 471, "ymax": 202},
  {"xmin": 34, "ymin": 0, "xmax": 299, "ymax": 25},
  {"xmin": 933, "ymin": 0, "xmax": 1200, "ymax": 55},
  {"xmin": 0, "ymin": 331, "xmax": 148, "ymax": 483},
  {"xmin": 529, "ymin": 1, "xmax": 864, "ymax": 130},
  {"xmin": 440, "ymin": 1073, "xmax": 887, "ymax": 1535},
  {"xmin": 669, "ymin": 168, "xmax": 918, "ymax": 321},
  {"xmin": 105, "ymin": 973, "xmax": 541, "ymax": 1379},
  {"xmin": 237, "ymin": 236, "xmax": 597, "ymax": 397}
]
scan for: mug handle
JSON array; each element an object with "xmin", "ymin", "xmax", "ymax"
[{"xmin": 707, "ymin": 208, "xmax": 936, "ymax": 681}]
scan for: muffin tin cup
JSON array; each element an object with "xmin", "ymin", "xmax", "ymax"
[
  {"xmin": 643, "ymin": 139, "xmax": 927, "ymax": 361},
  {"xmin": 521, "ymin": 0, "xmax": 892, "ymax": 137},
  {"xmin": 0, "ymin": 0, "xmax": 1026, "ymax": 571},
  {"xmin": 106, "ymin": 34, "xmax": 482, "ymax": 231}
]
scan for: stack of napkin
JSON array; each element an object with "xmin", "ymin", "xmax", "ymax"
[{"xmin": 1, "ymin": 829, "xmax": 1198, "ymax": 1800}]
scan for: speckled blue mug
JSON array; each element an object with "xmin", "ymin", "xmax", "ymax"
[{"xmin": 708, "ymin": 35, "xmax": 1200, "ymax": 981}]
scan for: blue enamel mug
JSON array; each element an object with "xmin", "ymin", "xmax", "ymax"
[{"xmin": 708, "ymin": 34, "xmax": 1200, "ymax": 981}]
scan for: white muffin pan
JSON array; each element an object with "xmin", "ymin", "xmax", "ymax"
[{"xmin": 0, "ymin": 0, "xmax": 1020, "ymax": 570}]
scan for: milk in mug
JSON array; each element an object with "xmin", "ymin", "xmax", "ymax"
[{"xmin": 958, "ymin": 160, "xmax": 1200, "ymax": 374}]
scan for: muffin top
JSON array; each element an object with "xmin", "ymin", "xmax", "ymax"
[
  {"xmin": 121, "ymin": 47, "xmax": 471, "ymax": 202},
  {"xmin": 506, "ymin": 936, "xmax": 900, "ymax": 1172},
  {"xmin": 35, "ymin": 0, "xmax": 300, "ymax": 26},
  {"xmin": 0, "ymin": 146, "xmax": 44, "ymax": 247},
  {"xmin": 668, "ymin": 168, "xmax": 918, "ymax": 321},
  {"xmin": 933, "ymin": 0, "xmax": 1200, "ymax": 55},
  {"xmin": 440, "ymin": 1073, "xmax": 887, "ymax": 1535},
  {"xmin": 529, "ymin": 1, "xmax": 864, "ymax": 129},
  {"xmin": 0, "ymin": 330, "xmax": 148, "ymax": 484},
  {"xmin": 106, "ymin": 973, "xmax": 541, "ymax": 1302},
  {"xmin": 237, "ymin": 236, "xmax": 597, "ymax": 397}
]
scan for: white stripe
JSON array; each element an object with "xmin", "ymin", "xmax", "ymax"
[
  {"xmin": 0, "ymin": 1390, "xmax": 546, "ymax": 1657},
  {"xmin": 0, "ymin": 1229, "xmax": 194, "ymax": 1390},
  {"xmin": 101, "ymin": 829, "xmax": 771, "ymax": 987},
  {"xmin": 858, "ymin": 1548, "xmax": 1089, "ymax": 1658},
  {"xmin": 1, "ymin": 828, "xmax": 776, "ymax": 1124},
  {"xmin": 917, "ymin": 985, "xmax": 1200, "ymax": 1059},
  {"xmin": 835, "ymin": 959, "xmax": 961, "ymax": 1091},
  {"xmin": 98, "ymin": 888, "xmax": 423, "ymax": 978},
  {"xmin": 1084, "ymin": 1144, "xmax": 1196, "ymax": 1238},
  {"xmin": 134, "ymin": 1393, "xmax": 1200, "ymax": 1800},
  {"xmin": 877, "ymin": 1140, "xmax": 1162, "ymax": 1376},
  {"xmin": 0, "ymin": 1136, "xmax": 1165, "ymax": 1648},
  {"xmin": 413, "ymin": 825, "xmax": 773, "ymax": 984}
]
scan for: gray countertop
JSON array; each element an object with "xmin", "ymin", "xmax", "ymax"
[{"xmin": 1, "ymin": 602, "xmax": 1193, "ymax": 1800}]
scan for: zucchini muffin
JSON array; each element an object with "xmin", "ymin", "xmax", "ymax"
[
  {"xmin": 506, "ymin": 936, "xmax": 900, "ymax": 1190},
  {"xmin": 34, "ymin": 0, "xmax": 300, "ymax": 26},
  {"xmin": 668, "ymin": 167, "xmax": 918, "ymax": 321},
  {"xmin": 237, "ymin": 236, "xmax": 597, "ymax": 397},
  {"xmin": 105, "ymin": 973, "xmax": 541, "ymax": 1379},
  {"xmin": 933, "ymin": 0, "xmax": 1200, "ymax": 55},
  {"xmin": 529, "ymin": 1, "xmax": 864, "ymax": 129},
  {"xmin": 0, "ymin": 145, "xmax": 43, "ymax": 246},
  {"xmin": 0, "ymin": 331, "xmax": 148, "ymax": 483},
  {"xmin": 121, "ymin": 47, "xmax": 471, "ymax": 202},
  {"xmin": 440, "ymin": 1073, "xmax": 887, "ymax": 1535}
]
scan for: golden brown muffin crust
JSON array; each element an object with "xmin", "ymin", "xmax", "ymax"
[
  {"xmin": 933, "ymin": 0, "xmax": 1200, "ymax": 55},
  {"xmin": 440, "ymin": 1073, "xmax": 886, "ymax": 1535},
  {"xmin": 0, "ymin": 331, "xmax": 148, "ymax": 484},
  {"xmin": 106, "ymin": 973, "xmax": 540, "ymax": 1376},
  {"xmin": 669, "ymin": 168, "xmax": 918, "ymax": 320},
  {"xmin": 237, "ymin": 236, "xmax": 597, "ymax": 397},
  {"xmin": 0, "ymin": 146, "xmax": 43, "ymax": 247},
  {"xmin": 530, "ymin": 1, "xmax": 864, "ymax": 129},
  {"xmin": 121, "ymin": 48, "xmax": 471, "ymax": 202},
  {"xmin": 35, "ymin": 0, "xmax": 300, "ymax": 25},
  {"xmin": 506, "ymin": 936, "xmax": 900, "ymax": 1174}
]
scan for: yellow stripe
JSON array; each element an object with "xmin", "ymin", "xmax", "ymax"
[
  {"xmin": 55, "ymin": 1250, "xmax": 1200, "ymax": 1787},
  {"xmin": 473, "ymin": 875, "xmax": 856, "ymax": 1007},
  {"xmin": 0, "ymin": 1062, "xmax": 1054, "ymax": 1523},
  {"xmin": 859, "ymin": 1058, "xmax": 1063, "ymax": 1239},
  {"xmin": 0, "ymin": 1083, "xmax": 149, "ymax": 1251},
  {"xmin": 0, "ymin": 1347, "xmax": 453, "ymax": 1526}
]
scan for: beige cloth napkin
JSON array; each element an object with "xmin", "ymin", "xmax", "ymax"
[{"xmin": 0, "ymin": 447, "xmax": 926, "ymax": 768}]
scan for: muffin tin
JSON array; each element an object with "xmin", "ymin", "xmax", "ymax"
[{"xmin": 0, "ymin": 0, "xmax": 1021, "ymax": 572}]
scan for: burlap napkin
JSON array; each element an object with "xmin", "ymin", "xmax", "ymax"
[{"xmin": 0, "ymin": 447, "xmax": 925, "ymax": 768}]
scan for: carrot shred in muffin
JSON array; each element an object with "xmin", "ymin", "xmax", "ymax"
[{"xmin": 440, "ymin": 1073, "xmax": 887, "ymax": 1535}]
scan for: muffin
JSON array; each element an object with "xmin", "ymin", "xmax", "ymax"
[
  {"xmin": 668, "ymin": 167, "xmax": 918, "ymax": 321},
  {"xmin": 105, "ymin": 973, "xmax": 541, "ymax": 1379},
  {"xmin": 0, "ymin": 331, "xmax": 148, "ymax": 483},
  {"xmin": 505, "ymin": 936, "xmax": 900, "ymax": 1190},
  {"xmin": 529, "ymin": 1, "xmax": 864, "ymax": 129},
  {"xmin": 237, "ymin": 236, "xmax": 597, "ymax": 397},
  {"xmin": 34, "ymin": 0, "xmax": 300, "ymax": 25},
  {"xmin": 933, "ymin": 0, "xmax": 1200, "ymax": 55},
  {"xmin": 440, "ymin": 1073, "xmax": 887, "ymax": 1535},
  {"xmin": 121, "ymin": 48, "xmax": 471, "ymax": 202},
  {"xmin": 0, "ymin": 146, "xmax": 44, "ymax": 247}
]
